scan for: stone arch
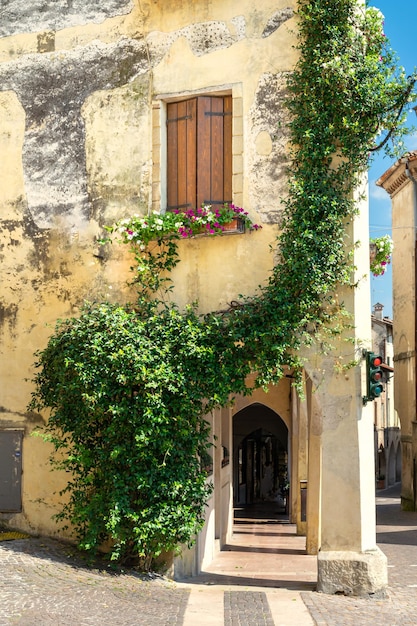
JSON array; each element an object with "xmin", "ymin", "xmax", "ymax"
[
  {"xmin": 233, "ymin": 402, "xmax": 289, "ymax": 509},
  {"xmin": 378, "ymin": 444, "xmax": 387, "ymax": 484}
]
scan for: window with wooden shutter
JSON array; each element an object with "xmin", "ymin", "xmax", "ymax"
[{"xmin": 166, "ymin": 95, "xmax": 232, "ymax": 212}]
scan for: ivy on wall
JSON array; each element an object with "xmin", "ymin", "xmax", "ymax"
[
  {"xmin": 30, "ymin": 1, "xmax": 416, "ymax": 566},
  {"xmin": 221, "ymin": 1, "xmax": 415, "ymax": 387}
]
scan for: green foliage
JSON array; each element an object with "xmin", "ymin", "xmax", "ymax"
[
  {"xmin": 104, "ymin": 204, "xmax": 260, "ymax": 307},
  {"xmin": 30, "ymin": 303, "xmax": 245, "ymax": 565},
  {"xmin": 30, "ymin": 0, "xmax": 416, "ymax": 566},
  {"xmin": 226, "ymin": 1, "xmax": 416, "ymax": 386}
]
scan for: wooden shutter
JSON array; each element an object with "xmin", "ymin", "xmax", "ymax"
[
  {"xmin": 167, "ymin": 99, "xmax": 197, "ymax": 211},
  {"xmin": 166, "ymin": 95, "xmax": 232, "ymax": 211},
  {"xmin": 197, "ymin": 96, "xmax": 232, "ymax": 208}
]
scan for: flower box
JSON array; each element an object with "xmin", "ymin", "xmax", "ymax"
[{"xmin": 221, "ymin": 217, "xmax": 245, "ymax": 233}]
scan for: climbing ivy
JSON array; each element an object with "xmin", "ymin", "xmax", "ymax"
[
  {"xmin": 224, "ymin": 1, "xmax": 416, "ymax": 386},
  {"xmin": 30, "ymin": 1, "xmax": 416, "ymax": 566}
]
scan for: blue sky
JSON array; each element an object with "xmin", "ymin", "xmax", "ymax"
[{"xmin": 368, "ymin": 1, "xmax": 417, "ymax": 319}]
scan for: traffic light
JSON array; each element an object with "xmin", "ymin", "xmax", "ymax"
[{"xmin": 366, "ymin": 351, "xmax": 383, "ymax": 401}]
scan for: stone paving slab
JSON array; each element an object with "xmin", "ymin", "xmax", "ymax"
[{"xmin": 301, "ymin": 589, "xmax": 417, "ymax": 626}]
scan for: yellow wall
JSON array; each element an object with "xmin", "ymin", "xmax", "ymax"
[{"xmin": 0, "ymin": 0, "xmax": 297, "ymax": 536}]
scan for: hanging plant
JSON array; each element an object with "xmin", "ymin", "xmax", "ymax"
[
  {"xmin": 109, "ymin": 203, "xmax": 261, "ymax": 245},
  {"xmin": 104, "ymin": 203, "xmax": 261, "ymax": 306},
  {"xmin": 370, "ymin": 235, "xmax": 393, "ymax": 276}
]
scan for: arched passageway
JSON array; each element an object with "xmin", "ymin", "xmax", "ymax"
[
  {"xmin": 233, "ymin": 403, "xmax": 289, "ymax": 520},
  {"xmin": 396, "ymin": 443, "xmax": 402, "ymax": 482},
  {"xmin": 186, "ymin": 400, "xmax": 317, "ymax": 589}
]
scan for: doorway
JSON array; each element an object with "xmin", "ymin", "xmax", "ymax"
[{"xmin": 233, "ymin": 404, "xmax": 289, "ymax": 517}]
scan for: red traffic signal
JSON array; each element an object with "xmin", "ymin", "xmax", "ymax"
[
  {"xmin": 370, "ymin": 355, "xmax": 382, "ymax": 368},
  {"xmin": 366, "ymin": 351, "xmax": 384, "ymax": 401}
]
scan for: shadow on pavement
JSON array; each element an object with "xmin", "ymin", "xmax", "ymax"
[{"xmin": 184, "ymin": 571, "xmax": 317, "ymax": 590}]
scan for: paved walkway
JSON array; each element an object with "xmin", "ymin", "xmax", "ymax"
[
  {"xmin": 1, "ymin": 483, "xmax": 417, "ymax": 625},
  {"xmin": 302, "ymin": 483, "xmax": 417, "ymax": 625}
]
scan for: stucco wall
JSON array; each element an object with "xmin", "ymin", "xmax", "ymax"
[
  {"xmin": 0, "ymin": 0, "xmax": 297, "ymax": 535},
  {"xmin": 377, "ymin": 155, "xmax": 417, "ymax": 509}
]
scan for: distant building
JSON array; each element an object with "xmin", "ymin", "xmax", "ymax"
[
  {"xmin": 377, "ymin": 152, "xmax": 417, "ymax": 510},
  {"xmin": 371, "ymin": 303, "xmax": 400, "ymax": 489}
]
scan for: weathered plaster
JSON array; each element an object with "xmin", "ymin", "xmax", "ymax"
[
  {"xmin": 82, "ymin": 75, "xmax": 152, "ymax": 223},
  {"xmin": 0, "ymin": 2, "xmax": 298, "ymax": 540},
  {"xmin": 0, "ymin": 0, "xmax": 133, "ymax": 38},
  {"xmin": 262, "ymin": 7, "xmax": 293, "ymax": 38},
  {"xmin": 0, "ymin": 38, "xmax": 148, "ymax": 229},
  {"xmin": 248, "ymin": 72, "xmax": 291, "ymax": 222}
]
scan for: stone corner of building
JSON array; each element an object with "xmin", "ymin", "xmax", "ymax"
[{"xmin": 317, "ymin": 547, "xmax": 388, "ymax": 598}]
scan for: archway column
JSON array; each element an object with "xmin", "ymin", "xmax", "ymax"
[
  {"xmin": 315, "ymin": 189, "xmax": 388, "ymax": 596},
  {"xmin": 290, "ymin": 387, "xmax": 308, "ymax": 534},
  {"xmin": 316, "ymin": 376, "xmax": 387, "ymax": 595},
  {"xmin": 306, "ymin": 377, "xmax": 321, "ymax": 555}
]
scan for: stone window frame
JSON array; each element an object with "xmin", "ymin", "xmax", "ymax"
[{"xmin": 152, "ymin": 85, "xmax": 243, "ymax": 214}]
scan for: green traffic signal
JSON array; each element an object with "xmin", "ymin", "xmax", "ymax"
[{"xmin": 366, "ymin": 351, "xmax": 383, "ymax": 401}]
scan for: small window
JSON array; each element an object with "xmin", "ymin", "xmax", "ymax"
[{"xmin": 166, "ymin": 95, "xmax": 232, "ymax": 211}]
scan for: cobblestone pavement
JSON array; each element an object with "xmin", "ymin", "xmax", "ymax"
[
  {"xmin": 223, "ymin": 591, "xmax": 274, "ymax": 626},
  {"xmin": 302, "ymin": 483, "xmax": 417, "ymax": 625},
  {"xmin": 1, "ymin": 483, "xmax": 417, "ymax": 625},
  {"xmin": 0, "ymin": 538, "xmax": 189, "ymax": 626}
]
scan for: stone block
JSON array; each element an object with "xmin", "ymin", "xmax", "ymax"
[{"xmin": 317, "ymin": 547, "xmax": 388, "ymax": 597}]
